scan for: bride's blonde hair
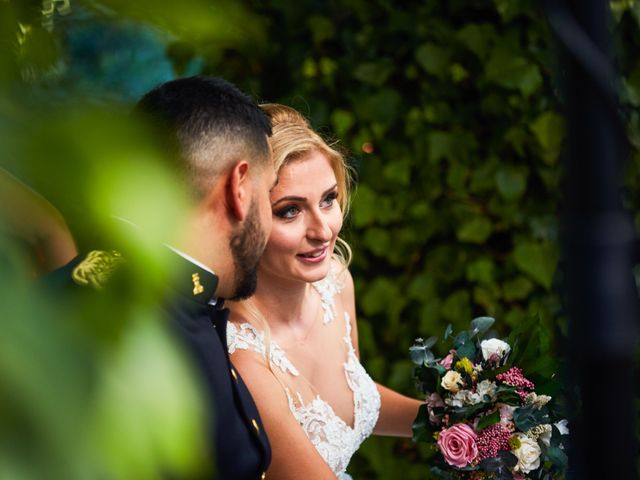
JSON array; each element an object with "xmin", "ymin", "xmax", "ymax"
[
  {"xmin": 261, "ymin": 103, "xmax": 353, "ymax": 264},
  {"xmin": 231, "ymin": 103, "xmax": 354, "ymax": 382}
]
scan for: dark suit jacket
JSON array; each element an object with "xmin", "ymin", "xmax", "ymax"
[{"xmin": 42, "ymin": 249, "xmax": 271, "ymax": 479}]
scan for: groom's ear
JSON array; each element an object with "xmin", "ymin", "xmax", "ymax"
[{"xmin": 225, "ymin": 160, "xmax": 252, "ymax": 222}]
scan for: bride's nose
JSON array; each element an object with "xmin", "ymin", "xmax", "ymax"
[{"xmin": 306, "ymin": 210, "xmax": 332, "ymax": 242}]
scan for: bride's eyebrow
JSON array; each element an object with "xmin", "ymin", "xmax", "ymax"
[
  {"xmin": 271, "ymin": 184, "xmax": 338, "ymax": 207},
  {"xmin": 272, "ymin": 195, "xmax": 305, "ymax": 207}
]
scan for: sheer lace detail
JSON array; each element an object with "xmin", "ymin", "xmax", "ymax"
[
  {"xmin": 312, "ymin": 262, "xmax": 344, "ymax": 324},
  {"xmin": 227, "ymin": 322, "xmax": 299, "ymax": 376},
  {"xmin": 227, "ymin": 267, "xmax": 380, "ymax": 478},
  {"xmin": 282, "ymin": 313, "xmax": 381, "ymax": 477}
]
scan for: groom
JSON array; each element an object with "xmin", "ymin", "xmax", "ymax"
[{"xmin": 45, "ymin": 76, "xmax": 276, "ymax": 479}]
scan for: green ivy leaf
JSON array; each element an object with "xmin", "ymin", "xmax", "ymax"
[
  {"xmin": 446, "ymin": 162, "xmax": 469, "ymax": 191},
  {"xmin": 415, "ymin": 43, "xmax": 450, "ymax": 78},
  {"xmin": 466, "ymin": 258, "xmax": 496, "ymax": 284},
  {"xmin": 456, "ymin": 23, "xmax": 496, "ymax": 60},
  {"xmin": 307, "ymin": 15, "xmax": 335, "ymax": 45},
  {"xmin": 456, "ymin": 217, "xmax": 493, "ymax": 244},
  {"xmin": 354, "ymin": 59, "xmax": 395, "ymax": 86},
  {"xmin": 352, "ymin": 185, "xmax": 376, "ymax": 227},
  {"xmin": 531, "ymin": 112, "xmax": 565, "ymax": 165},
  {"xmin": 427, "ymin": 131, "xmax": 455, "ymax": 164},
  {"xmin": 442, "ymin": 290, "xmax": 472, "ymax": 324},
  {"xmin": 513, "ymin": 241, "xmax": 559, "ymax": 290},
  {"xmin": 495, "ymin": 167, "xmax": 528, "ymax": 201},
  {"xmin": 363, "ymin": 227, "xmax": 392, "ymax": 258},
  {"xmin": 357, "ymin": 88, "xmax": 402, "ymax": 124},
  {"xmin": 361, "ymin": 277, "xmax": 401, "ymax": 316},
  {"xmin": 485, "ymin": 48, "xmax": 542, "ymax": 96},
  {"xmin": 330, "ymin": 109, "xmax": 355, "ymax": 136},
  {"xmin": 502, "ymin": 276, "xmax": 534, "ymax": 301}
]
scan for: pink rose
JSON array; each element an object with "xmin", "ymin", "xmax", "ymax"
[
  {"xmin": 437, "ymin": 423, "xmax": 478, "ymax": 468},
  {"xmin": 440, "ymin": 349, "xmax": 456, "ymax": 369}
]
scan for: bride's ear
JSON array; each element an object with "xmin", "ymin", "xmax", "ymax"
[{"xmin": 225, "ymin": 160, "xmax": 251, "ymax": 222}]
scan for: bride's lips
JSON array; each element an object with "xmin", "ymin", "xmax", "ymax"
[{"xmin": 296, "ymin": 246, "xmax": 328, "ymax": 264}]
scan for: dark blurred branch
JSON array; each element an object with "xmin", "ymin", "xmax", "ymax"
[{"xmin": 542, "ymin": 0, "xmax": 640, "ymax": 478}]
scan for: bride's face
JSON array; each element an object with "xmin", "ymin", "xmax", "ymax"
[{"xmin": 258, "ymin": 149, "xmax": 343, "ymax": 284}]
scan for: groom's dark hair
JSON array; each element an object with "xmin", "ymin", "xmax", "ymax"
[{"xmin": 133, "ymin": 75, "xmax": 272, "ymax": 199}]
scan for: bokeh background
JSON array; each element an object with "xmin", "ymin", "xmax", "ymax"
[{"xmin": 1, "ymin": 0, "xmax": 640, "ymax": 478}]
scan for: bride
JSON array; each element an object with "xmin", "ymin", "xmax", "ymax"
[{"xmin": 227, "ymin": 104, "xmax": 421, "ymax": 479}]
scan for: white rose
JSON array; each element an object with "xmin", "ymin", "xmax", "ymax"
[
  {"xmin": 480, "ymin": 338, "xmax": 511, "ymax": 361},
  {"xmin": 441, "ymin": 370, "xmax": 463, "ymax": 393},
  {"xmin": 512, "ymin": 433, "xmax": 542, "ymax": 474}
]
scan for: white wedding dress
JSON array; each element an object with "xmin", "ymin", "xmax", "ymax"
[{"xmin": 227, "ymin": 266, "xmax": 381, "ymax": 479}]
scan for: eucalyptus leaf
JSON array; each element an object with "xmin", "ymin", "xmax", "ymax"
[
  {"xmin": 456, "ymin": 341, "xmax": 476, "ymax": 359},
  {"xmin": 454, "ymin": 330, "xmax": 470, "ymax": 348},
  {"xmin": 423, "ymin": 335, "xmax": 438, "ymax": 350},
  {"xmin": 424, "ymin": 349, "xmax": 435, "ymax": 365},
  {"xmin": 409, "ymin": 345, "xmax": 427, "ymax": 365},
  {"xmin": 444, "ymin": 323, "xmax": 453, "ymax": 340},
  {"xmin": 470, "ymin": 316, "xmax": 495, "ymax": 336},
  {"xmin": 546, "ymin": 446, "xmax": 568, "ymax": 468},
  {"xmin": 513, "ymin": 406, "xmax": 549, "ymax": 432}
]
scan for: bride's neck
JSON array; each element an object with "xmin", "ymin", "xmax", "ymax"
[{"xmin": 251, "ymin": 270, "xmax": 311, "ymax": 329}]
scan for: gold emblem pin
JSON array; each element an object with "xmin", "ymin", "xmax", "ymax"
[
  {"xmin": 72, "ymin": 250, "xmax": 124, "ymax": 289},
  {"xmin": 192, "ymin": 273, "xmax": 204, "ymax": 295}
]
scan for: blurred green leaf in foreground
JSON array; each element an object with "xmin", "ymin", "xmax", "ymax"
[{"xmin": 0, "ymin": 0, "xmax": 268, "ymax": 478}]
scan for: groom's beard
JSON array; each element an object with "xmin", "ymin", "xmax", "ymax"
[{"xmin": 228, "ymin": 198, "xmax": 266, "ymax": 301}]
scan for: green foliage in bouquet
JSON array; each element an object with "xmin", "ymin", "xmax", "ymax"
[{"xmin": 410, "ymin": 316, "xmax": 568, "ymax": 479}]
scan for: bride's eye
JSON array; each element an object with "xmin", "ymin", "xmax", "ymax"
[
  {"xmin": 320, "ymin": 191, "xmax": 338, "ymax": 208},
  {"xmin": 274, "ymin": 204, "xmax": 301, "ymax": 219}
]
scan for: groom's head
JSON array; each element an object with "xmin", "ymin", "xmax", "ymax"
[{"xmin": 134, "ymin": 76, "xmax": 275, "ymax": 299}]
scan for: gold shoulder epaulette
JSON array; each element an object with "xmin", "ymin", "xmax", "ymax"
[{"xmin": 72, "ymin": 250, "xmax": 125, "ymax": 289}]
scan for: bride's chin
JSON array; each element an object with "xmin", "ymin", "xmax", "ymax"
[{"xmin": 296, "ymin": 263, "xmax": 331, "ymax": 283}]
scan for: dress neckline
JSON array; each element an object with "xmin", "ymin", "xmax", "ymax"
[{"xmin": 230, "ymin": 310, "xmax": 360, "ymax": 432}]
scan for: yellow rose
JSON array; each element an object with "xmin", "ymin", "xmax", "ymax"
[
  {"xmin": 441, "ymin": 370, "xmax": 463, "ymax": 393},
  {"xmin": 455, "ymin": 357, "xmax": 474, "ymax": 374}
]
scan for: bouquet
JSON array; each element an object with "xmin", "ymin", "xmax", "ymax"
[{"xmin": 410, "ymin": 316, "xmax": 568, "ymax": 479}]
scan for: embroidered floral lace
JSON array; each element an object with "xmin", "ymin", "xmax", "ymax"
[{"xmin": 227, "ymin": 267, "xmax": 381, "ymax": 479}]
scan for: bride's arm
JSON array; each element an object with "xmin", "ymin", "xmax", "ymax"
[
  {"xmin": 338, "ymin": 266, "xmax": 422, "ymax": 438},
  {"xmin": 373, "ymin": 383, "xmax": 422, "ymax": 437},
  {"xmin": 230, "ymin": 350, "xmax": 338, "ymax": 479}
]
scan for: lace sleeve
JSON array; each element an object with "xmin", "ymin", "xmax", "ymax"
[{"xmin": 227, "ymin": 322, "xmax": 299, "ymax": 376}]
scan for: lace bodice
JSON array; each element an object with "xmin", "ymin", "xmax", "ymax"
[{"xmin": 227, "ymin": 267, "xmax": 381, "ymax": 479}]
